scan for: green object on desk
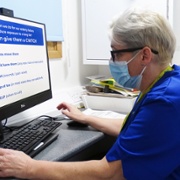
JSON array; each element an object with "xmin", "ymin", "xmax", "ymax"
[{"xmin": 91, "ymin": 78, "xmax": 115, "ymax": 87}]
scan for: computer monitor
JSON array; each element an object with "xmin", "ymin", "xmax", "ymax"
[{"xmin": 0, "ymin": 15, "xmax": 52, "ymax": 130}]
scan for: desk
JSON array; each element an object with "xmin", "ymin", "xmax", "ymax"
[
  {"xmin": 34, "ymin": 119, "xmax": 116, "ymax": 161},
  {"xmin": 4, "ymin": 119, "xmax": 116, "ymax": 180}
]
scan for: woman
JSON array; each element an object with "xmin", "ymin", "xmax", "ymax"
[{"xmin": 0, "ymin": 8, "xmax": 179, "ymax": 180}]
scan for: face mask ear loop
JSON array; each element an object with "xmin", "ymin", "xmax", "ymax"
[
  {"xmin": 135, "ymin": 66, "xmax": 147, "ymax": 90},
  {"xmin": 127, "ymin": 50, "xmax": 142, "ymax": 65},
  {"xmin": 140, "ymin": 66, "xmax": 147, "ymax": 75}
]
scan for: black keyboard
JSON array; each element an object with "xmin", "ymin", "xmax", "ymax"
[{"xmin": 0, "ymin": 118, "xmax": 62, "ymax": 157}]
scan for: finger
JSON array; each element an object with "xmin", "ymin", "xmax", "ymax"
[
  {"xmin": 0, "ymin": 148, "xmax": 10, "ymax": 155},
  {"xmin": 57, "ymin": 102, "xmax": 70, "ymax": 110},
  {"xmin": 56, "ymin": 103, "xmax": 65, "ymax": 110},
  {"xmin": 61, "ymin": 109, "xmax": 71, "ymax": 117},
  {"xmin": 0, "ymin": 148, "xmax": 4, "ymax": 155}
]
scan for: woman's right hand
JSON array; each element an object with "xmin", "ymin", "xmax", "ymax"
[{"xmin": 57, "ymin": 102, "xmax": 87, "ymax": 123}]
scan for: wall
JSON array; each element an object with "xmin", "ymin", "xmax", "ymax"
[
  {"xmin": 49, "ymin": 0, "xmax": 99, "ymax": 93},
  {"xmin": 173, "ymin": 0, "xmax": 180, "ymax": 65}
]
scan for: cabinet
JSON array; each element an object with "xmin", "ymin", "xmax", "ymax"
[{"xmin": 81, "ymin": 0, "xmax": 173, "ymax": 65}]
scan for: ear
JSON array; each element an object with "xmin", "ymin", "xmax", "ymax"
[{"xmin": 141, "ymin": 47, "xmax": 153, "ymax": 65}]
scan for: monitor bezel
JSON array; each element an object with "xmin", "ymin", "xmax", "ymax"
[{"xmin": 0, "ymin": 14, "xmax": 52, "ymax": 122}]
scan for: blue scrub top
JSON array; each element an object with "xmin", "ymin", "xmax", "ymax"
[{"xmin": 106, "ymin": 65, "xmax": 180, "ymax": 180}]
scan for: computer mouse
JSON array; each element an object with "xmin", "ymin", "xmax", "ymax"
[{"xmin": 67, "ymin": 121, "xmax": 88, "ymax": 128}]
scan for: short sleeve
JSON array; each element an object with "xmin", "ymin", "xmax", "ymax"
[{"xmin": 106, "ymin": 96, "xmax": 180, "ymax": 180}]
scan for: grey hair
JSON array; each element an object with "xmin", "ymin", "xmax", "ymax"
[{"xmin": 108, "ymin": 8, "xmax": 176, "ymax": 65}]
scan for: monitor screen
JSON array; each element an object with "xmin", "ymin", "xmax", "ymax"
[{"xmin": 0, "ymin": 15, "xmax": 52, "ymax": 122}]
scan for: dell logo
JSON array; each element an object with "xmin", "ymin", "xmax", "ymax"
[{"xmin": 21, "ymin": 104, "xmax": 25, "ymax": 108}]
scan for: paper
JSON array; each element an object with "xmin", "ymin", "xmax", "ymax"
[{"xmin": 82, "ymin": 108, "xmax": 126, "ymax": 119}]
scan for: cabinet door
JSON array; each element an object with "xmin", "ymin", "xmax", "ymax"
[
  {"xmin": 0, "ymin": 0, "xmax": 63, "ymax": 41},
  {"xmin": 81, "ymin": 0, "xmax": 171, "ymax": 65}
]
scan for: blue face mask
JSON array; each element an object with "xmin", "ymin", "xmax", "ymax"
[{"xmin": 109, "ymin": 52, "xmax": 146, "ymax": 89}]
